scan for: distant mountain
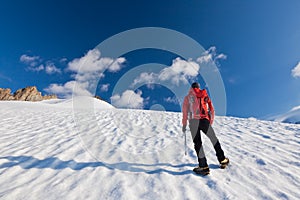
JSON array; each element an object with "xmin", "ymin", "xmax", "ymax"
[
  {"xmin": 272, "ymin": 105, "xmax": 300, "ymax": 124},
  {"xmin": 0, "ymin": 86, "xmax": 57, "ymax": 101}
]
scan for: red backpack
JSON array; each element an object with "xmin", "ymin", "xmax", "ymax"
[{"xmin": 182, "ymin": 88, "xmax": 215, "ymax": 126}]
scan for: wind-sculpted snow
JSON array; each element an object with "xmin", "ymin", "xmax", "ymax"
[{"xmin": 0, "ymin": 100, "xmax": 299, "ymax": 199}]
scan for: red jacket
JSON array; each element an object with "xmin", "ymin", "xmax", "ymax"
[{"xmin": 182, "ymin": 88, "xmax": 215, "ymax": 126}]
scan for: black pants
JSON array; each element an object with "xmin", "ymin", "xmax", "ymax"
[{"xmin": 189, "ymin": 118, "xmax": 225, "ymax": 167}]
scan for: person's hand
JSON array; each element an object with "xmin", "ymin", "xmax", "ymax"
[
  {"xmin": 209, "ymin": 113, "xmax": 214, "ymax": 125},
  {"xmin": 209, "ymin": 117, "xmax": 214, "ymax": 125},
  {"xmin": 182, "ymin": 125, "xmax": 187, "ymax": 132}
]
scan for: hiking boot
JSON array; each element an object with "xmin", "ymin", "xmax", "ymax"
[
  {"xmin": 220, "ymin": 158, "xmax": 229, "ymax": 169},
  {"xmin": 193, "ymin": 166, "xmax": 210, "ymax": 175}
]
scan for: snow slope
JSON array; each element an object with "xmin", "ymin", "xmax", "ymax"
[{"xmin": 0, "ymin": 98, "xmax": 299, "ymax": 200}]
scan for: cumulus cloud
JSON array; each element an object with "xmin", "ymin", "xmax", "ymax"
[
  {"xmin": 20, "ymin": 54, "xmax": 43, "ymax": 71},
  {"xmin": 44, "ymin": 49, "xmax": 125, "ymax": 98},
  {"xmin": 66, "ymin": 49, "xmax": 125, "ymax": 97},
  {"xmin": 20, "ymin": 54, "xmax": 62, "ymax": 75},
  {"xmin": 111, "ymin": 90, "xmax": 144, "ymax": 109},
  {"xmin": 26, "ymin": 64, "xmax": 45, "ymax": 72},
  {"xmin": 108, "ymin": 57, "xmax": 126, "ymax": 72},
  {"xmin": 100, "ymin": 84, "xmax": 110, "ymax": 92},
  {"xmin": 131, "ymin": 72, "xmax": 157, "ymax": 88},
  {"xmin": 197, "ymin": 46, "xmax": 227, "ymax": 64},
  {"xmin": 68, "ymin": 49, "xmax": 125, "ymax": 73},
  {"xmin": 20, "ymin": 54, "xmax": 40, "ymax": 66},
  {"xmin": 131, "ymin": 46, "xmax": 226, "ymax": 89},
  {"xmin": 132, "ymin": 57, "xmax": 200, "ymax": 88},
  {"xmin": 158, "ymin": 58, "xmax": 200, "ymax": 85},
  {"xmin": 44, "ymin": 81, "xmax": 74, "ymax": 97},
  {"xmin": 44, "ymin": 81, "xmax": 91, "ymax": 98},
  {"xmin": 291, "ymin": 62, "xmax": 300, "ymax": 78},
  {"xmin": 45, "ymin": 62, "xmax": 62, "ymax": 74}
]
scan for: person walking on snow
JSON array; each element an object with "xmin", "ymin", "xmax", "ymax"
[{"xmin": 182, "ymin": 82, "xmax": 229, "ymax": 175}]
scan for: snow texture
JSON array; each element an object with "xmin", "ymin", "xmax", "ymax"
[{"xmin": 0, "ymin": 98, "xmax": 299, "ymax": 200}]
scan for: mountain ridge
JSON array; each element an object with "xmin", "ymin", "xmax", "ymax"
[
  {"xmin": 272, "ymin": 105, "xmax": 300, "ymax": 124},
  {"xmin": 0, "ymin": 86, "xmax": 57, "ymax": 101}
]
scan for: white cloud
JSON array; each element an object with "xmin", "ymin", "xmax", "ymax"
[
  {"xmin": 0, "ymin": 73, "xmax": 12, "ymax": 82},
  {"xmin": 20, "ymin": 54, "xmax": 62, "ymax": 75},
  {"xmin": 108, "ymin": 57, "xmax": 126, "ymax": 72},
  {"xmin": 132, "ymin": 57, "xmax": 200, "ymax": 88},
  {"xmin": 44, "ymin": 81, "xmax": 74, "ymax": 96},
  {"xmin": 164, "ymin": 96, "xmax": 179, "ymax": 105},
  {"xmin": 131, "ymin": 72, "xmax": 157, "ymax": 88},
  {"xmin": 158, "ymin": 58, "xmax": 200, "ymax": 85},
  {"xmin": 197, "ymin": 46, "xmax": 227, "ymax": 64},
  {"xmin": 20, "ymin": 54, "xmax": 40, "ymax": 65},
  {"xmin": 60, "ymin": 58, "xmax": 68, "ymax": 63},
  {"xmin": 67, "ymin": 49, "xmax": 125, "ymax": 94},
  {"xmin": 291, "ymin": 62, "xmax": 300, "ymax": 78},
  {"xmin": 100, "ymin": 84, "xmax": 110, "ymax": 92},
  {"xmin": 111, "ymin": 90, "xmax": 144, "ymax": 109},
  {"xmin": 291, "ymin": 105, "xmax": 300, "ymax": 111},
  {"xmin": 44, "ymin": 81, "xmax": 91, "ymax": 98},
  {"xmin": 68, "ymin": 49, "xmax": 125, "ymax": 73},
  {"xmin": 26, "ymin": 64, "xmax": 45, "ymax": 72},
  {"xmin": 197, "ymin": 53, "xmax": 212, "ymax": 63},
  {"xmin": 44, "ymin": 49, "xmax": 125, "ymax": 98},
  {"xmin": 216, "ymin": 53, "xmax": 227, "ymax": 60},
  {"xmin": 25, "ymin": 62, "xmax": 61, "ymax": 74},
  {"xmin": 68, "ymin": 49, "xmax": 125, "ymax": 93},
  {"xmin": 45, "ymin": 62, "xmax": 62, "ymax": 74},
  {"xmin": 131, "ymin": 46, "xmax": 225, "ymax": 88},
  {"xmin": 20, "ymin": 54, "xmax": 41, "ymax": 69}
]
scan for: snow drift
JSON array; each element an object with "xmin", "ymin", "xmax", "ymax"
[{"xmin": 0, "ymin": 99, "xmax": 299, "ymax": 200}]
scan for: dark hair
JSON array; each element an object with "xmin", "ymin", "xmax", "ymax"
[{"xmin": 191, "ymin": 82, "xmax": 200, "ymax": 88}]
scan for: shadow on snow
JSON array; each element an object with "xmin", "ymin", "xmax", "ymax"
[{"xmin": 0, "ymin": 155, "xmax": 196, "ymax": 176}]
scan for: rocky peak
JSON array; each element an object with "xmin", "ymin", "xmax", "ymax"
[
  {"xmin": 0, "ymin": 88, "xmax": 14, "ymax": 100},
  {"xmin": 0, "ymin": 86, "xmax": 57, "ymax": 101}
]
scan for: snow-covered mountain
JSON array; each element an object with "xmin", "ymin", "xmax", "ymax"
[
  {"xmin": 273, "ymin": 105, "xmax": 300, "ymax": 124},
  {"xmin": 0, "ymin": 98, "xmax": 299, "ymax": 200}
]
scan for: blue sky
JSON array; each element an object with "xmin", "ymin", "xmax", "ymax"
[{"xmin": 0, "ymin": 0, "xmax": 300, "ymax": 119}]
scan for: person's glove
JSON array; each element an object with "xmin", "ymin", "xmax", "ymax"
[
  {"xmin": 209, "ymin": 112, "xmax": 214, "ymax": 125},
  {"xmin": 182, "ymin": 125, "xmax": 187, "ymax": 132}
]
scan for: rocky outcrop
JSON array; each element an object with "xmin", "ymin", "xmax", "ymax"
[
  {"xmin": 41, "ymin": 94, "xmax": 57, "ymax": 100},
  {"xmin": 0, "ymin": 86, "xmax": 57, "ymax": 101},
  {"xmin": 0, "ymin": 88, "xmax": 15, "ymax": 100},
  {"xmin": 94, "ymin": 95, "xmax": 102, "ymax": 100},
  {"xmin": 14, "ymin": 86, "xmax": 43, "ymax": 101}
]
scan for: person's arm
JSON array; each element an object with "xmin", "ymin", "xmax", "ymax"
[{"xmin": 207, "ymin": 97, "xmax": 215, "ymax": 125}]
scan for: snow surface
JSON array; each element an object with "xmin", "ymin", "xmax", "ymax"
[{"xmin": 0, "ymin": 98, "xmax": 299, "ymax": 200}]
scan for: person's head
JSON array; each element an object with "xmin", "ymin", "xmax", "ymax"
[{"xmin": 191, "ymin": 82, "xmax": 200, "ymax": 89}]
